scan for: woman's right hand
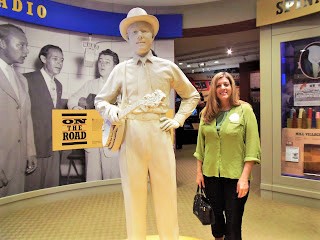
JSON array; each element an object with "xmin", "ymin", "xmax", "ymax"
[
  {"xmin": 196, "ymin": 171, "xmax": 205, "ymax": 188},
  {"xmin": 196, "ymin": 160, "xmax": 205, "ymax": 188}
]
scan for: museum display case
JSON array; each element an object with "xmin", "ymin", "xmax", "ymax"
[
  {"xmin": 260, "ymin": 13, "xmax": 320, "ymax": 208},
  {"xmin": 280, "ymin": 36, "xmax": 320, "ymax": 181}
]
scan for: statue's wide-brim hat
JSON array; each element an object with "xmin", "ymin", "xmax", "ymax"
[{"xmin": 119, "ymin": 7, "xmax": 159, "ymax": 41}]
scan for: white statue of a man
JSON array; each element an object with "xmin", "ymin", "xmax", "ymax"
[{"xmin": 95, "ymin": 7, "xmax": 200, "ymax": 240}]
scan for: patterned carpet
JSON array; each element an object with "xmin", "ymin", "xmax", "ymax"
[{"xmin": 0, "ymin": 145, "xmax": 319, "ymax": 240}]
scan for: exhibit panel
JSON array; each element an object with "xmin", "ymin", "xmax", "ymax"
[
  {"xmin": 0, "ymin": 4, "xmax": 177, "ymax": 201},
  {"xmin": 260, "ymin": 14, "xmax": 320, "ymax": 208}
]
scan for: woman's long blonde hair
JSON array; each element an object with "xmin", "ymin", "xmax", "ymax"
[{"xmin": 201, "ymin": 72, "xmax": 240, "ymax": 124}]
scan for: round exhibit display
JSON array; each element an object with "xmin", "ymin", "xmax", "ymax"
[{"xmin": 145, "ymin": 236, "xmax": 201, "ymax": 240}]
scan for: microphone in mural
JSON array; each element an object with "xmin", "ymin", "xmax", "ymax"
[{"xmin": 83, "ymin": 34, "xmax": 99, "ymax": 67}]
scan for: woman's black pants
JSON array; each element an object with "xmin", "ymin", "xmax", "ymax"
[{"xmin": 204, "ymin": 176, "xmax": 249, "ymax": 240}]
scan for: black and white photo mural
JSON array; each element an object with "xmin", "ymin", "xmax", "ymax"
[{"xmin": 0, "ymin": 1, "xmax": 181, "ymax": 197}]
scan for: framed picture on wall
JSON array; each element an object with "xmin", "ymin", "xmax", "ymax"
[{"xmin": 250, "ymin": 71, "xmax": 260, "ymax": 90}]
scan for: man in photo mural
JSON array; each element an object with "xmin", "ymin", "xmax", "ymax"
[
  {"xmin": 24, "ymin": 45, "xmax": 64, "ymax": 191},
  {"xmin": 68, "ymin": 49, "xmax": 121, "ymax": 180},
  {"xmin": 0, "ymin": 24, "xmax": 36, "ymax": 197},
  {"xmin": 95, "ymin": 8, "xmax": 200, "ymax": 239}
]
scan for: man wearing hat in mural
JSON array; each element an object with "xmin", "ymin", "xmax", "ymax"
[{"xmin": 95, "ymin": 7, "xmax": 199, "ymax": 239}]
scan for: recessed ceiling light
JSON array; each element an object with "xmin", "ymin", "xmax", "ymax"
[
  {"xmin": 187, "ymin": 64, "xmax": 191, "ymax": 68},
  {"xmin": 227, "ymin": 48, "xmax": 232, "ymax": 55},
  {"xmin": 179, "ymin": 62, "xmax": 183, "ymax": 65},
  {"xmin": 214, "ymin": 60, "xmax": 219, "ymax": 64}
]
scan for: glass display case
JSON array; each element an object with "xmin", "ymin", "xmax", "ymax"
[
  {"xmin": 259, "ymin": 10, "xmax": 320, "ymax": 208},
  {"xmin": 280, "ymin": 37, "xmax": 320, "ymax": 181}
]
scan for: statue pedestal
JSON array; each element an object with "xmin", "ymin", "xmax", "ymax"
[{"xmin": 146, "ymin": 236, "xmax": 201, "ymax": 240}]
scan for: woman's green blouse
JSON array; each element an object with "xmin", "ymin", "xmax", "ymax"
[{"xmin": 194, "ymin": 103, "xmax": 261, "ymax": 179}]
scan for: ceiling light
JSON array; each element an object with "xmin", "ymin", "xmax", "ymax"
[
  {"xmin": 227, "ymin": 48, "xmax": 232, "ymax": 55},
  {"xmin": 179, "ymin": 62, "xmax": 183, "ymax": 65},
  {"xmin": 198, "ymin": 62, "xmax": 206, "ymax": 67},
  {"xmin": 214, "ymin": 61, "xmax": 219, "ymax": 64},
  {"xmin": 187, "ymin": 64, "xmax": 191, "ymax": 68}
]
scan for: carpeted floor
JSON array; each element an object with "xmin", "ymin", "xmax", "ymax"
[{"xmin": 0, "ymin": 145, "xmax": 319, "ymax": 240}]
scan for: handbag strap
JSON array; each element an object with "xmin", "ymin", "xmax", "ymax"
[{"xmin": 196, "ymin": 186, "xmax": 207, "ymax": 197}]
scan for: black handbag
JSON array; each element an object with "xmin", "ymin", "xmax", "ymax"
[{"xmin": 193, "ymin": 186, "xmax": 215, "ymax": 225}]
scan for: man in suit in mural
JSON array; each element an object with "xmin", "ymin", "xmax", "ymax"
[
  {"xmin": 68, "ymin": 49, "xmax": 121, "ymax": 181},
  {"xmin": 0, "ymin": 24, "xmax": 37, "ymax": 197},
  {"xmin": 24, "ymin": 45, "xmax": 64, "ymax": 191},
  {"xmin": 95, "ymin": 8, "xmax": 199, "ymax": 239}
]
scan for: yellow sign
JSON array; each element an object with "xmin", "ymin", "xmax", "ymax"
[
  {"xmin": 52, "ymin": 109, "xmax": 103, "ymax": 151},
  {"xmin": 257, "ymin": 0, "xmax": 320, "ymax": 27},
  {"xmin": 52, "ymin": 109, "xmax": 175, "ymax": 151}
]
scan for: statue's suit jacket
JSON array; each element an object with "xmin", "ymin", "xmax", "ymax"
[
  {"xmin": 0, "ymin": 67, "xmax": 36, "ymax": 195},
  {"xmin": 24, "ymin": 71, "xmax": 63, "ymax": 158}
]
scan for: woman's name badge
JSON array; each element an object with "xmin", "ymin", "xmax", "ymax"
[{"xmin": 229, "ymin": 113, "xmax": 240, "ymax": 123}]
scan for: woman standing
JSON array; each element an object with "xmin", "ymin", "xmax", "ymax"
[{"xmin": 194, "ymin": 72, "xmax": 261, "ymax": 240}]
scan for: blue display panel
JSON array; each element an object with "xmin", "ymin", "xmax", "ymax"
[{"xmin": 0, "ymin": 0, "xmax": 182, "ymax": 38}]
